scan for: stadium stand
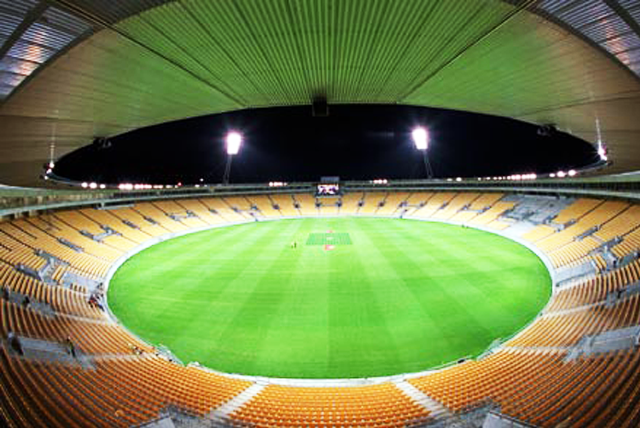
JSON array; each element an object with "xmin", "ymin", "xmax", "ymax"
[
  {"xmin": 339, "ymin": 192, "xmax": 364, "ymax": 215},
  {"xmin": 412, "ymin": 192, "xmax": 455, "ymax": 218},
  {"xmin": 293, "ymin": 194, "xmax": 319, "ymax": 216},
  {"xmin": 199, "ymin": 198, "xmax": 249, "ymax": 223},
  {"xmin": 402, "ymin": 192, "xmax": 433, "ymax": 211},
  {"xmin": 230, "ymin": 383, "xmax": 431, "ymax": 427},
  {"xmin": 359, "ymin": 192, "xmax": 387, "ymax": 215},
  {"xmin": 269, "ymin": 194, "xmax": 298, "ymax": 217},
  {"xmin": 376, "ymin": 192, "xmax": 408, "ymax": 216},
  {"xmin": 222, "ymin": 197, "xmax": 255, "ymax": 218},
  {"xmin": 317, "ymin": 196, "xmax": 341, "ymax": 215},
  {"xmin": 108, "ymin": 208, "xmax": 169, "ymax": 237},
  {"xmin": 431, "ymin": 192, "xmax": 480, "ymax": 220},
  {"xmin": 3, "ymin": 190, "xmax": 640, "ymax": 427},
  {"xmin": 468, "ymin": 201, "xmax": 516, "ymax": 226},
  {"xmin": 246, "ymin": 195, "xmax": 281, "ymax": 218}
]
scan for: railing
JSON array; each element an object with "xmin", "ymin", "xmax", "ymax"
[{"xmin": 4, "ymin": 175, "xmax": 640, "ymax": 216}]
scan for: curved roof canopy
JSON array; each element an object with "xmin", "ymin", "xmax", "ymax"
[{"xmin": 0, "ymin": 0, "xmax": 639, "ymax": 186}]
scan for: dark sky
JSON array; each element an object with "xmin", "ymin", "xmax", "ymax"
[{"xmin": 54, "ymin": 104, "xmax": 599, "ymax": 185}]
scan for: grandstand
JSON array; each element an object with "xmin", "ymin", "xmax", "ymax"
[
  {"xmin": 2, "ymin": 187, "xmax": 640, "ymax": 427},
  {"xmin": 2, "ymin": 0, "xmax": 640, "ymax": 427}
]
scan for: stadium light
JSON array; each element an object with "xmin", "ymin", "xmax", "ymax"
[
  {"xmin": 411, "ymin": 126, "xmax": 433, "ymax": 179},
  {"xmin": 223, "ymin": 131, "xmax": 243, "ymax": 184},
  {"xmin": 597, "ymin": 140, "xmax": 608, "ymax": 162},
  {"xmin": 412, "ymin": 127, "xmax": 429, "ymax": 150},
  {"xmin": 226, "ymin": 131, "xmax": 243, "ymax": 155},
  {"xmin": 598, "ymin": 146, "xmax": 607, "ymax": 161}
]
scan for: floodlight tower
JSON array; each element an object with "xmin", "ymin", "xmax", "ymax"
[
  {"xmin": 223, "ymin": 131, "xmax": 242, "ymax": 185},
  {"xmin": 412, "ymin": 127, "xmax": 433, "ymax": 179}
]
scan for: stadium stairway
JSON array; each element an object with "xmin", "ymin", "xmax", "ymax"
[
  {"xmin": 7, "ymin": 336, "xmax": 94, "ymax": 369},
  {"xmin": 210, "ymin": 383, "xmax": 267, "ymax": 419},
  {"xmin": 565, "ymin": 326, "xmax": 640, "ymax": 360},
  {"xmin": 395, "ymin": 380, "xmax": 452, "ymax": 420}
]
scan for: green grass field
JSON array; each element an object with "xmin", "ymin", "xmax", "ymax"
[{"xmin": 108, "ymin": 217, "xmax": 551, "ymax": 379}]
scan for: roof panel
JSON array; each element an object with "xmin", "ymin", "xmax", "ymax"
[
  {"xmin": 0, "ymin": 56, "xmax": 38, "ymax": 74},
  {"xmin": 624, "ymin": 49, "xmax": 640, "ymax": 64},
  {"xmin": 0, "ymin": 70, "xmax": 26, "ymax": 86},
  {"xmin": 534, "ymin": 0, "xmax": 640, "ymax": 79},
  {"xmin": 0, "ymin": 4, "xmax": 95, "ymax": 101},
  {"xmin": 22, "ymin": 23, "xmax": 77, "ymax": 50},
  {"xmin": 0, "ymin": 12, "xmax": 22, "ymax": 36},
  {"xmin": 60, "ymin": 0, "xmax": 175, "ymax": 25},
  {"xmin": 602, "ymin": 32, "xmax": 640, "ymax": 56},
  {"xmin": 0, "ymin": 84, "xmax": 13, "ymax": 99},
  {"xmin": 537, "ymin": 0, "xmax": 574, "ymax": 14},
  {"xmin": 618, "ymin": 0, "xmax": 640, "ymax": 9},
  {"xmin": 553, "ymin": 0, "xmax": 614, "ymax": 29},
  {"xmin": 41, "ymin": 7, "xmax": 92, "ymax": 35},
  {"xmin": 0, "ymin": 0, "xmax": 640, "ymax": 185},
  {"xmin": 581, "ymin": 16, "xmax": 631, "ymax": 42},
  {"xmin": 0, "ymin": 0, "xmax": 39, "ymax": 15},
  {"xmin": 7, "ymin": 40, "xmax": 56, "ymax": 63}
]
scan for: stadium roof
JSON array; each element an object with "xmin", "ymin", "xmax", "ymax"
[{"xmin": 0, "ymin": 0, "xmax": 640, "ymax": 186}]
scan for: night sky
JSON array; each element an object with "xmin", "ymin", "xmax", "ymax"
[{"xmin": 53, "ymin": 105, "xmax": 599, "ymax": 185}]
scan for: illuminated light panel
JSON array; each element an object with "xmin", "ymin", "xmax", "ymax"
[
  {"xmin": 412, "ymin": 127, "xmax": 429, "ymax": 150},
  {"xmin": 226, "ymin": 131, "xmax": 242, "ymax": 155}
]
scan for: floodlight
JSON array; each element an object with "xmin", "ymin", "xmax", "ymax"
[
  {"xmin": 226, "ymin": 131, "xmax": 243, "ymax": 155},
  {"xmin": 223, "ymin": 131, "xmax": 243, "ymax": 184},
  {"xmin": 411, "ymin": 126, "xmax": 433, "ymax": 178},
  {"xmin": 412, "ymin": 127, "xmax": 429, "ymax": 150},
  {"xmin": 597, "ymin": 144, "xmax": 608, "ymax": 161}
]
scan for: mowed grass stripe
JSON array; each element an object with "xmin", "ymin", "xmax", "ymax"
[
  {"xmin": 108, "ymin": 217, "xmax": 551, "ymax": 378},
  {"xmin": 212, "ymin": 219, "xmax": 311, "ymax": 375},
  {"xmin": 110, "ymin": 220, "xmax": 290, "ymax": 355},
  {"xmin": 256, "ymin": 218, "xmax": 334, "ymax": 377},
  {"xmin": 350, "ymin": 222, "xmax": 455, "ymax": 371},
  {"xmin": 357, "ymin": 218, "xmax": 488, "ymax": 367},
  {"xmin": 178, "ymin": 219, "xmax": 306, "ymax": 369},
  {"xmin": 380, "ymin": 219, "xmax": 550, "ymax": 346}
]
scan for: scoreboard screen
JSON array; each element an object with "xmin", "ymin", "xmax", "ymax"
[{"xmin": 316, "ymin": 183, "xmax": 340, "ymax": 197}]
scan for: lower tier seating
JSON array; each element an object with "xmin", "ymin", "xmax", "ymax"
[{"xmin": 1, "ymin": 191, "xmax": 640, "ymax": 427}]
